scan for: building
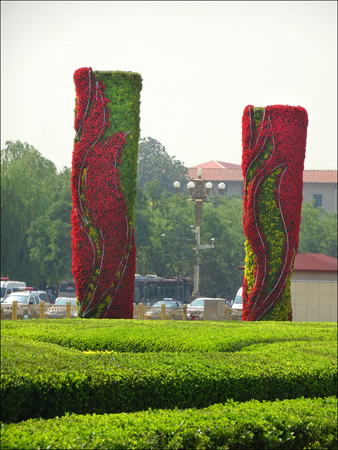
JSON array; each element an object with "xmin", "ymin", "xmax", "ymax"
[
  {"xmin": 238, "ymin": 253, "xmax": 337, "ymax": 322},
  {"xmin": 188, "ymin": 161, "xmax": 337, "ymax": 212},
  {"xmin": 291, "ymin": 253, "xmax": 337, "ymax": 282},
  {"xmin": 291, "ymin": 253, "xmax": 337, "ymax": 322}
]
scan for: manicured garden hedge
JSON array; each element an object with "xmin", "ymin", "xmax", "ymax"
[
  {"xmin": 1, "ymin": 322, "xmax": 337, "ymax": 424},
  {"xmin": 1, "ymin": 319, "xmax": 336, "ymax": 352},
  {"xmin": 1, "ymin": 397, "xmax": 337, "ymax": 449}
]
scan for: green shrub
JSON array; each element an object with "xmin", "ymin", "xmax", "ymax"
[
  {"xmin": 1, "ymin": 334, "xmax": 336, "ymax": 423},
  {"xmin": 1, "ymin": 319, "xmax": 336, "ymax": 353},
  {"xmin": 1, "ymin": 397, "xmax": 337, "ymax": 449}
]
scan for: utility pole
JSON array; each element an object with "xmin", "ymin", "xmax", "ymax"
[{"xmin": 174, "ymin": 168, "xmax": 225, "ymax": 297}]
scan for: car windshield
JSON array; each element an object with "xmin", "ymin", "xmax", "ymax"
[
  {"xmin": 153, "ymin": 301, "xmax": 181, "ymax": 308},
  {"xmin": 234, "ymin": 294, "xmax": 243, "ymax": 304},
  {"xmin": 3, "ymin": 295, "xmax": 29, "ymax": 304},
  {"xmin": 190, "ymin": 299, "xmax": 205, "ymax": 307},
  {"xmin": 54, "ymin": 298, "xmax": 76, "ymax": 306},
  {"xmin": 59, "ymin": 283, "xmax": 76, "ymax": 294},
  {"xmin": 0, "ymin": 287, "xmax": 6, "ymax": 299},
  {"xmin": 39, "ymin": 293, "xmax": 49, "ymax": 302}
]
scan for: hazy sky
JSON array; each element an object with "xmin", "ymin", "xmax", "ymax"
[{"xmin": 1, "ymin": 1, "xmax": 337, "ymax": 171}]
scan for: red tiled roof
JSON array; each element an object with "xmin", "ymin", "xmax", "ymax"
[
  {"xmin": 238, "ymin": 253, "xmax": 337, "ymax": 272},
  {"xmin": 191, "ymin": 160, "xmax": 241, "ymax": 170},
  {"xmin": 293, "ymin": 253, "xmax": 337, "ymax": 272},
  {"xmin": 188, "ymin": 168, "xmax": 243, "ymax": 181},
  {"xmin": 188, "ymin": 163, "xmax": 337, "ymax": 184},
  {"xmin": 302, "ymin": 171, "xmax": 337, "ymax": 183}
]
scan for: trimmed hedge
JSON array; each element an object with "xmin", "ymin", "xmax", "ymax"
[
  {"xmin": 1, "ymin": 397, "xmax": 337, "ymax": 449},
  {"xmin": 1, "ymin": 334, "xmax": 336, "ymax": 423},
  {"xmin": 1, "ymin": 319, "xmax": 336, "ymax": 352}
]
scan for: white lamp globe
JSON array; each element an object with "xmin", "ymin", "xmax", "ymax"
[
  {"xmin": 187, "ymin": 181, "xmax": 195, "ymax": 189},
  {"xmin": 218, "ymin": 182, "xmax": 226, "ymax": 190},
  {"xmin": 173, "ymin": 181, "xmax": 181, "ymax": 189},
  {"xmin": 206, "ymin": 182, "xmax": 213, "ymax": 189}
]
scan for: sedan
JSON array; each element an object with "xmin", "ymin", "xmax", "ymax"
[
  {"xmin": 187, "ymin": 297, "xmax": 227, "ymax": 320},
  {"xmin": 45, "ymin": 297, "xmax": 78, "ymax": 319},
  {"xmin": 144, "ymin": 299, "xmax": 183, "ymax": 320}
]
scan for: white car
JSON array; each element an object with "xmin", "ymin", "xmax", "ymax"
[
  {"xmin": 45, "ymin": 297, "xmax": 78, "ymax": 319},
  {"xmin": 2, "ymin": 290, "xmax": 50, "ymax": 306},
  {"xmin": 231, "ymin": 287, "xmax": 243, "ymax": 317},
  {"xmin": 144, "ymin": 299, "xmax": 183, "ymax": 320},
  {"xmin": 187, "ymin": 297, "xmax": 227, "ymax": 320}
]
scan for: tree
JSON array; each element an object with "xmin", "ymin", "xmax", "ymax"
[
  {"xmin": 1, "ymin": 140, "xmax": 73, "ymax": 287},
  {"xmin": 298, "ymin": 201, "xmax": 337, "ymax": 257},
  {"xmin": 1, "ymin": 140, "xmax": 58, "ymax": 285},
  {"xmin": 137, "ymin": 137, "xmax": 189, "ymax": 192},
  {"xmin": 27, "ymin": 167, "xmax": 73, "ymax": 285},
  {"xmin": 134, "ymin": 181, "xmax": 196, "ymax": 282},
  {"xmin": 133, "ymin": 182, "xmax": 246, "ymax": 299},
  {"xmin": 198, "ymin": 196, "xmax": 246, "ymax": 299}
]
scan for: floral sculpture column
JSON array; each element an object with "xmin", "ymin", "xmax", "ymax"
[
  {"xmin": 71, "ymin": 67, "xmax": 142, "ymax": 318},
  {"xmin": 241, "ymin": 105, "xmax": 308, "ymax": 321}
]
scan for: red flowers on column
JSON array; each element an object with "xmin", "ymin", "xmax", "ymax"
[
  {"xmin": 241, "ymin": 105, "xmax": 308, "ymax": 321},
  {"xmin": 71, "ymin": 67, "xmax": 136, "ymax": 319}
]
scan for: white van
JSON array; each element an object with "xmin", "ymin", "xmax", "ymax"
[
  {"xmin": 1, "ymin": 279, "xmax": 26, "ymax": 302},
  {"xmin": 232, "ymin": 287, "xmax": 243, "ymax": 316}
]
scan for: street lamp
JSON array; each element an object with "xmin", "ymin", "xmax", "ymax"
[{"xmin": 174, "ymin": 168, "xmax": 225, "ymax": 297}]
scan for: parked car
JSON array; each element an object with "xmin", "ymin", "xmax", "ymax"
[
  {"xmin": 58, "ymin": 280, "xmax": 77, "ymax": 298},
  {"xmin": 2, "ymin": 290, "xmax": 51, "ymax": 306},
  {"xmin": 231, "ymin": 287, "xmax": 243, "ymax": 318},
  {"xmin": 187, "ymin": 297, "xmax": 227, "ymax": 320},
  {"xmin": 144, "ymin": 298, "xmax": 183, "ymax": 320},
  {"xmin": 1, "ymin": 279, "xmax": 26, "ymax": 302},
  {"xmin": 45, "ymin": 297, "xmax": 78, "ymax": 319}
]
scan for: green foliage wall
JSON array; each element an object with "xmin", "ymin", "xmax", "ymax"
[{"xmin": 93, "ymin": 71, "xmax": 142, "ymax": 225}]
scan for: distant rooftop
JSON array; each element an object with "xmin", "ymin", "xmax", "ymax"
[
  {"xmin": 303, "ymin": 170, "xmax": 337, "ymax": 183},
  {"xmin": 189, "ymin": 167, "xmax": 243, "ymax": 181},
  {"xmin": 238, "ymin": 253, "xmax": 338, "ymax": 272},
  {"xmin": 188, "ymin": 161, "xmax": 337, "ymax": 184},
  {"xmin": 293, "ymin": 253, "xmax": 337, "ymax": 272},
  {"xmin": 191, "ymin": 160, "xmax": 241, "ymax": 170}
]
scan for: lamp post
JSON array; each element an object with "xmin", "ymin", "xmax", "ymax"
[{"xmin": 174, "ymin": 168, "xmax": 225, "ymax": 297}]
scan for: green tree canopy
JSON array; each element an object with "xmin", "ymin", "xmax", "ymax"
[
  {"xmin": 27, "ymin": 167, "xmax": 73, "ymax": 285},
  {"xmin": 299, "ymin": 201, "xmax": 337, "ymax": 257},
  {"xmin": 137, "ymin": 137, "xmax": 189, "ymax": 192},
  {"xmin": 1, "ymin": 141, "xmax": 57, "ymax": 285},
  {"xmin": 198, "ymin": 196, "xmax": 246, "ymax": 298},
  {"xmin": 134, "ymin": 180, "xmax": 196, "ymax": 281},
  {"xmin": 1, "ymin": 140, "xmax": 73, "ymax": 287}
]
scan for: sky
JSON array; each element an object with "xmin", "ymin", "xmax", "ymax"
[{"xmin": 1, "ymin": 1, "xmax": 337, "ymax": 172}]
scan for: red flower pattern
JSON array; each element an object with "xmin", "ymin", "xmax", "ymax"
[
  {"xmin": 71, "ymin": 67, "xmax": 136, "ymax": 319},
  {"xmin": 241, "ymin": 105, "xmax": 308, "ymax": 321}
]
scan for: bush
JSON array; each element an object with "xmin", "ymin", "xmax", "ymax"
[
  {"xmin": 1, "ymin": 319, "xmax": 336, "ymax": 352},
  {"xmin": 1, "ymin": 397, "xmax": 337, "ymax": 449},
  {"xmin": 1, "ymin": 332, "xmax": 336, "ymax": 423}
]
